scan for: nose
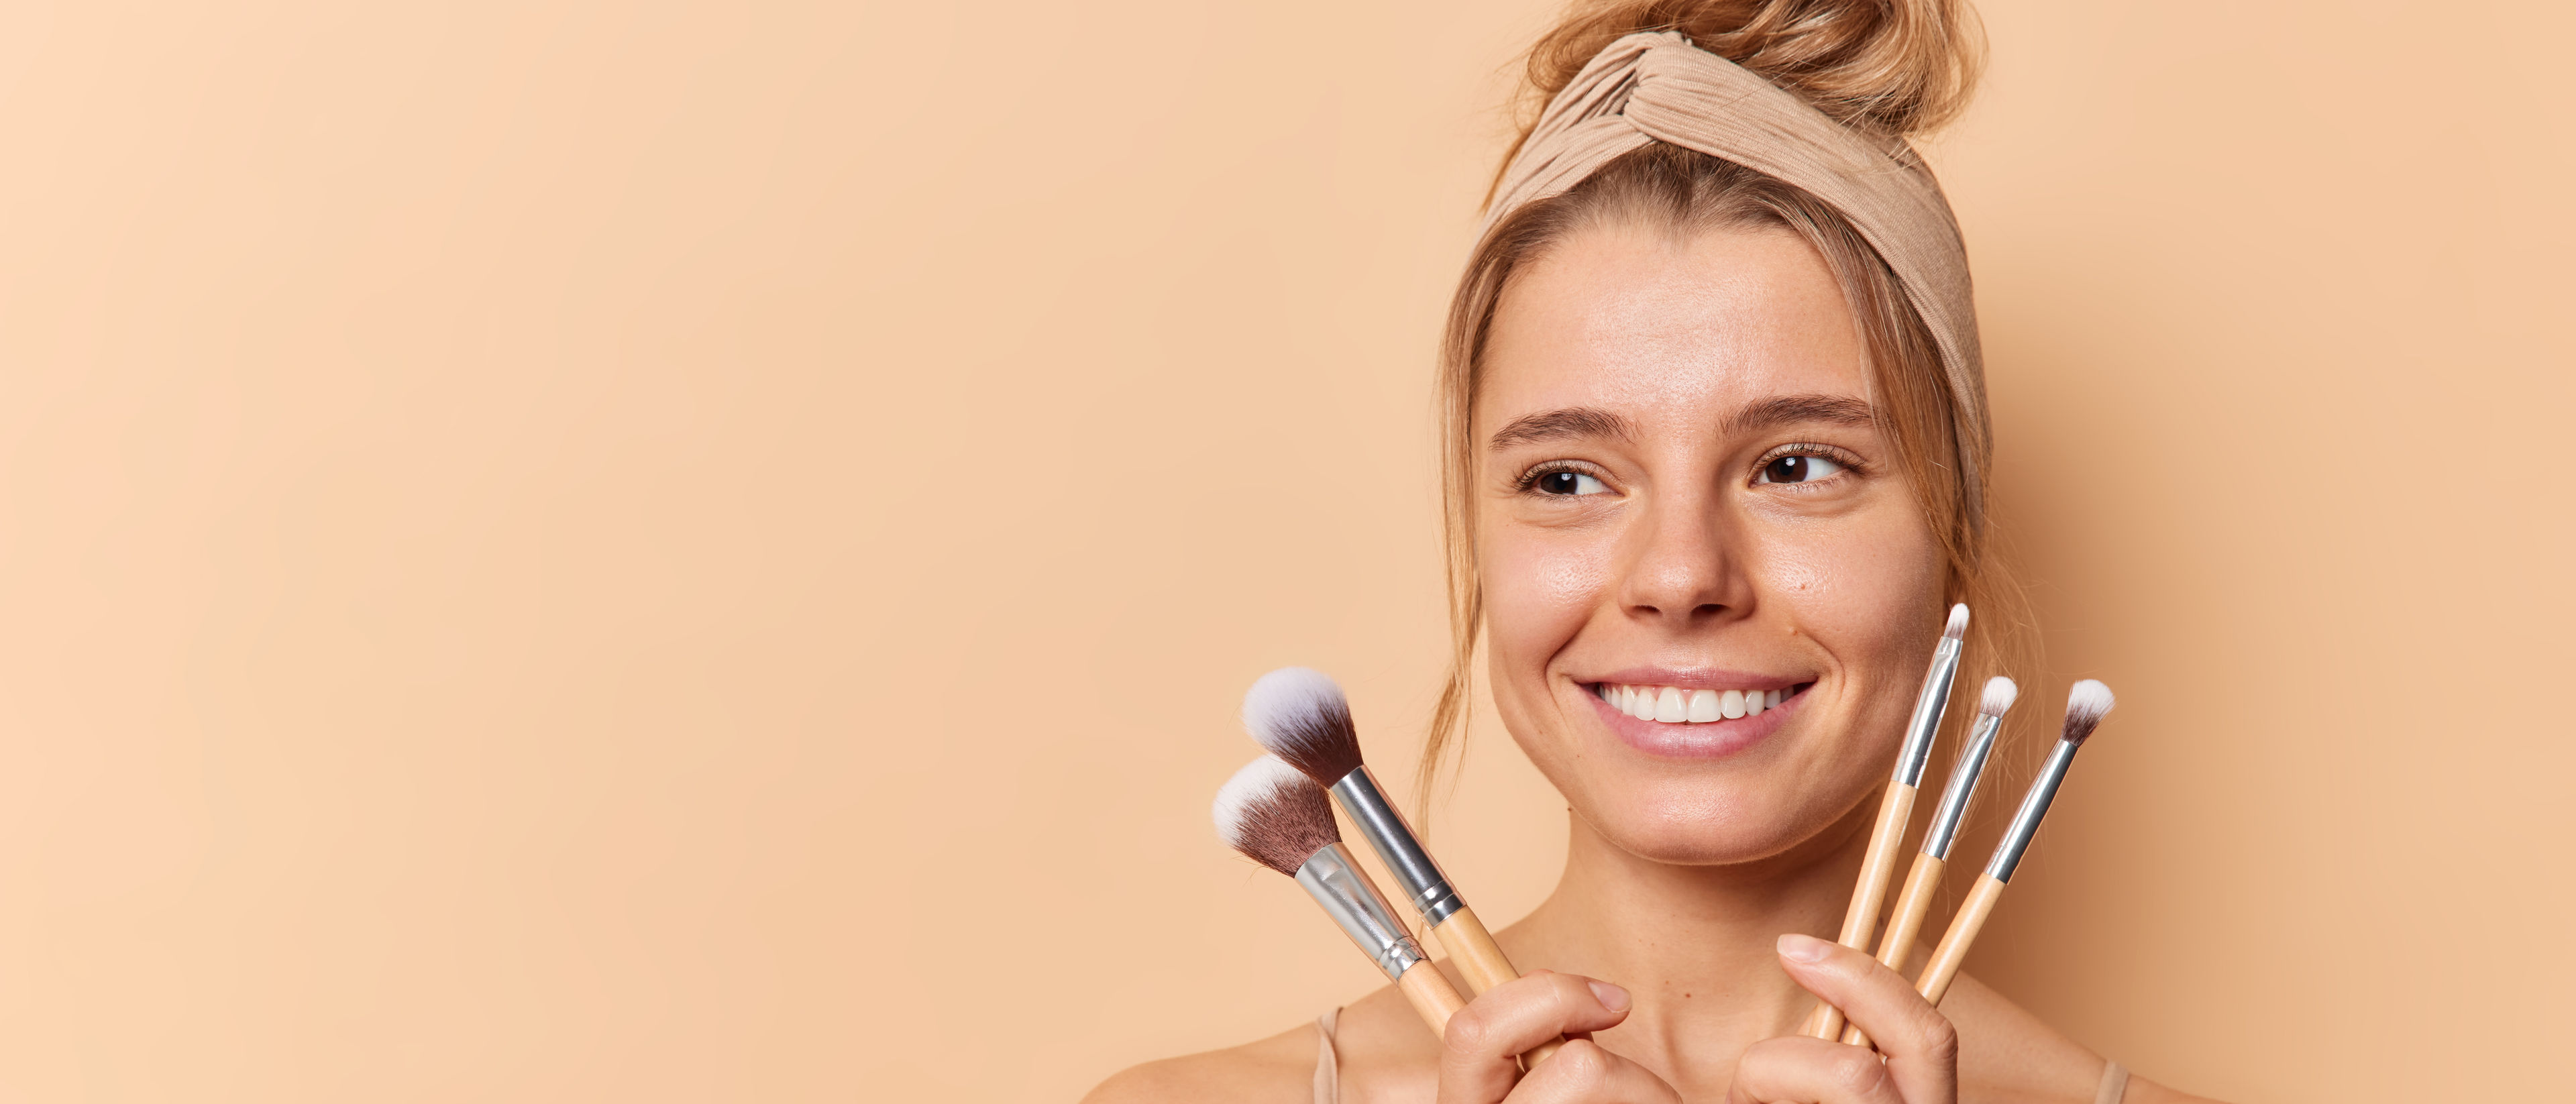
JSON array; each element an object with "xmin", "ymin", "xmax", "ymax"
[{"xmin": 1615, "ymin": 484, "xmax": 1748, "ymax": 628}]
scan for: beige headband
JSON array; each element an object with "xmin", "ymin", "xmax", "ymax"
[{"xmin": 1485, "ymin": 31, "xmax": 1988, "ymax": 523}]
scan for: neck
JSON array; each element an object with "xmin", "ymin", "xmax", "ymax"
[{"xmin": 1497, "ymin": 791, "xmax": 1883, "ymax": 1096}]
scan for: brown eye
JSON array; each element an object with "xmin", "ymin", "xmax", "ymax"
[
  {"xmin": 1757, "ymin": 455, "xmax": 1845, "ymax": 485},
  {"xmin": 1534, "ymin": 471, "xmax": 1608, "ymax": 496}
]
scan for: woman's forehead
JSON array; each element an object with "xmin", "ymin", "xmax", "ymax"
[{"xmin": 1481, "ymin": 223, "xmax": 1867, "ymax": 428}]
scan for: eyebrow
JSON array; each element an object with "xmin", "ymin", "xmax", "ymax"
[
  {"xmin": 1487, "ymin": 406, "xmax": 1637, "ymax": 451},
  {"xmin": 1722, "ymin": 394, "xmax": 1876, "ymax": 436},
  {"xmin": 1487, "ymin": 394, "xmax": 1874, "ymax": 451}
]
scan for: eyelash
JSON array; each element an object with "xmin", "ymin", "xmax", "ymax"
[
  {"xmin": 1752, "ymin": 443, "xmax": 1868, "ymax": 486},
  {"xmin": 1513, "ymin": 460, "xmax": 1610, "ymax": 494}
]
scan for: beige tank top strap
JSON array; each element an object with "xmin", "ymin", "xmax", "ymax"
[
  {"xmin": 1311, "ymin": 1007, "xmax": 1341, "ymax": 1104},
  {"xmin": 2095, "ymin": 1059, "xmax": 2129, "ymax": 1104}
]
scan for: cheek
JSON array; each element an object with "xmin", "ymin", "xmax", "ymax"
[
  {"xmin": 1478, "ymin": 526, "xmax": 1613, "ymax": 670},
  {"xmin": 1748, "ymin": 519, "xmax": 1942, "ymax": 659}
]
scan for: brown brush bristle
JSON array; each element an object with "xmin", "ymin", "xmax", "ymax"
[
  {"xmin": 1240, "ymin": 667, "xmax": 1365, "ymax": 783},
  {"xmin": 2061, "ymin": 679, "xmax": 2115, "ymax": 745},
  {"xmin": 1214, "ymin": 756, "xmax": 1341, "ymax": 876}
]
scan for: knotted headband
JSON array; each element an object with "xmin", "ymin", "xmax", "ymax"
[{"xmin": 1484, "ymin": 31, "xmax": 1988, "ymax": 522}]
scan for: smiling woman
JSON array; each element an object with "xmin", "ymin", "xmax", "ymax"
[
  {"xmin": 1086, "ymin": 1, "xmax": 2225, "ymax": 1103},
  {"xmin": 1433, "ymin": 137, "xmax": 2031, "ymax": 818}
]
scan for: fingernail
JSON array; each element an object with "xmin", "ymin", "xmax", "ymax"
[
  {"xmin": 1777, "ymin": 933, "xmax": 1831, "ymax": 963},
  {"xmin": 1587, "ymin": 980, "xmax": 1631, "ymax": 1012}
]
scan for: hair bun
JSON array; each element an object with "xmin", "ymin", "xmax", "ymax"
[{"xmin": 1520, "ymin": 0, "xmax": 1985, "ymax": 136}]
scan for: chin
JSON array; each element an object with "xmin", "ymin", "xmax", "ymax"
[{"xmin": 1574, "ymin": 776, "xmax": 1841, "ymax": 867}]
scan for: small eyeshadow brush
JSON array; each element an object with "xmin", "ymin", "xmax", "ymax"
[
  {"xmin": 1809, "ymin": 603, "xmax": 1970, "ymax": 1041},
  {"xmin": 1913, "ymin": 680, "xmax": 2116, "ymax": 1008},
  {"xmin": 1841, "ymin": 675, "xmax": 2017, "ymax": 1048},
  {"xmin": 1215, "ymin": 755, "xmax": 1468, "ymax": 1032}
]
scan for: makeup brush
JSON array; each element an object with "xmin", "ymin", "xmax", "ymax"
[
  {"xmin": 1840, "ymin": 675, "xmax": 2016, "ymax": 1048},
  {"xmin": 1809, "ymin": 603, "xmax": 1970, "ymax": 1041},
  {"xmin": 1913, "ymin": 680, "xmax": 2116, "ymax": 1009},
  {"xmin": 1215, "ymin": 755, "xmax": 1468, "ymax": 1032},
  {"xmin": 1242, "ymin": 668, "xmax": 1522, "ymax": 989},
  {"xmin": 1243, "ymin": 667, "xmax": 1564, "ymax": 1064}
]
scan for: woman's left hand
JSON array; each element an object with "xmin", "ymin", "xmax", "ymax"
[{"xmin": 1726, "ymin": 934, "xmax": 1957, "ymax": 1104}]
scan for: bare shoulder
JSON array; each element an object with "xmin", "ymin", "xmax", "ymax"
[
  {"xmin": 1083, "ymin": 976, "xmax": 1443, "ymax": 1104},
  {"xmin": 1946, "ymin": 971, "xmax": 2234, "ymax": 1104},
  {"xmin": 1079, "ymin": 1022, "xmax": 1320, "ymax": 1104},
  {"xmin": 1943, "ymin": 970, "xmax": 2106, "ymax": 1097}
]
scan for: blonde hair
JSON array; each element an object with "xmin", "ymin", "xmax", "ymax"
[{"xmin": 1419, "ymin": 0, "xmax": 2034, "ymax": 817}]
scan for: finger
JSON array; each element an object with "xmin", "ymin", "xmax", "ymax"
[
  {"xmin": 1725, "ymin": 1036, "xmax": 1907, "ymax": 1104},
  {"xmin": 1437, "ymin": 971, "xmax": 1631, "ymax": 1104},
  {"xmin": 1503, "ymin": 1038, "xmax": 1683, "ymax": 1104},
  {"xmin": 1774, "ymin": 934, "xmax": 1957, "ymax": 1104}
]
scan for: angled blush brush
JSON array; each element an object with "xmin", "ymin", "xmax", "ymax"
[
  {"xmin": 1215, "ymin": 755, "xmax": 1468, "ymax": 1032},
  {"xmin": 1913, "ymin": 680, "xmax": 2116, "ymax": 1009},
  {"xmin": 1809, "ymin": 603, "xmax": 1970, "ymax": 1041},
  {"xmin": 1841, "ymin": 675, "xmax": 2017, "ymax": 1048},
  {"xmin": 1242, "ymin": 667, "xmax": 1563, "ymax": 1064}
]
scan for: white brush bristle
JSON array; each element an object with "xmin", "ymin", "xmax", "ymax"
[
  {"xmin": 1242, "ymin": 667, "xmax": 1344, "ymax": 738},
  {"xmin": 1978, "ymin": 675, "xmax": 2019, "ymax": 718},
  {"xmin": 2065, "ymin": 678, "xmax": 2113, "ymax": 716},
  {"xmin": 1240, "ymin": 666, "xmax": 1362, "ymax": 780},
  {"xmin": 1212, "ymin": 755, "xmax": 1307, "ymax": 849},
  {"xmin": 1943, "ymin": 603, "xmax": 1970, "ymax": 640}
]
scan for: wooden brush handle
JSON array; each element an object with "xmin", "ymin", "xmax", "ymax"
[
  {"xmin": 1809, "ymin": 782, "xmax": 1919, "ymax": 1040},
  {"xmin": 1841, "ymin": 851, "xmax": 1947, "ymax": 1048},
  {"xmin": 1434, "ymin": 906, "xmax": 1518, "ymax": 993},
  {"xmin": 1396, "ymin": 959, "xmax": 1466, "ymax": 1034},
  {"xmin": 1915, "ymin": 872, "xmax": 2006, "ymax": 1007},
  {"xmin": 1430, "ymin": 906, "xmax": 1565, "ymax": 1068}
]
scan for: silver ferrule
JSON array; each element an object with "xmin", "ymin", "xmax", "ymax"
[
  {"xmin": 1893, "ymin": 635, "xmax": 1965, "ymax": 785},
  {"xmin": 1987, "ymin": 738, "xmax": 2082, "ymax": 883},
  {"xmin": 1294, "ymin": 842, "xmax": 1430, "ymax": 980},
  {"xmin": 1920, "ymin": 714, "xmax": 2002, "ymax": 861},
  {"xmin": 1328, "ymin": 767, "xmax": 1464, "ymax": 926}
]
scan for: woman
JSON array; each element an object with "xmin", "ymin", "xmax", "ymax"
[{"xmin": 1093, "ymin": 2, "xmax": 2226, "ymax": 1101}]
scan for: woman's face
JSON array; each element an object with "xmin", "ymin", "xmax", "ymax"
[{"xmin": 1476, "ymin": 221, "xmax": 1945, "ymax": 866}]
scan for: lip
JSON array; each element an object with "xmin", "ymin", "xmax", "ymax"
[
  {"xmin": 1581, "ymin": 677, "xmax": 1813, "ymax": 760},
  {"xmin": 1580, "ymin": 667, "xmax": 1807, "ymax": 694}
]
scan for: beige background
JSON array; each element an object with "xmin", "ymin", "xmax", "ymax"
[{"xmin": 0, "ymin": 0, "xmax": 2566, "ymax": 1100}]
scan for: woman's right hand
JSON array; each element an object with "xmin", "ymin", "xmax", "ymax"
[{"xmin": 1436, "ymin": 970, "xmax": 1682, "ymax": 1104}]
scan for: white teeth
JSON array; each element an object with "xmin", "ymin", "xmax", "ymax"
[{"xmin": 1598, "ymin": 683, "xmax": 1794, "ymax": 724}]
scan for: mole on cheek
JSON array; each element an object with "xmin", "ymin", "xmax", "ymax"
[{"xmin": 1769, "ymin": 559, "xmax": 1829, "ymax": 595}]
